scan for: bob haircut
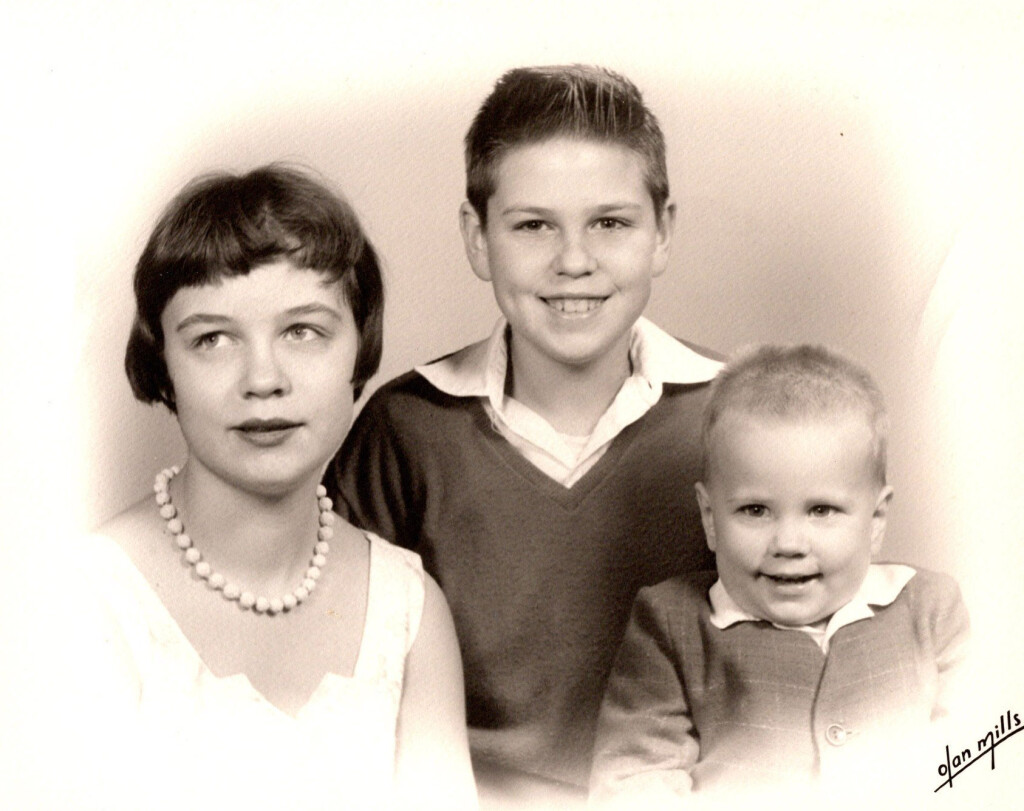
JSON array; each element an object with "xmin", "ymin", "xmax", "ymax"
[
  {"xmin": 700, "ymin": 344, "xmax": 890, "ymax": 485},
  {"xmin": 125, "ymin": 164, "xmax": 384, "ymax": 410},
  {"xmin": 464, "ymin": 64, "xmax": 669, "ymax": 226}
]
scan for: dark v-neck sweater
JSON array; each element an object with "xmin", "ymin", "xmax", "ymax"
[{"xmin": 326, "ymin": 370, "xmax": 715, "ymax": 788}]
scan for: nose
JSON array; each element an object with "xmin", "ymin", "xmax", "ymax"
[
  {"xmin": 555, "ymin": 232, "xmax": 597, "ymax": 277},
  {"xmin": 241, "ymin": 341, "xmax": 290, "ymax": 399},
  {"xmin": 770, "ymin": 518, "xmax": 810, "ymax": 557}
]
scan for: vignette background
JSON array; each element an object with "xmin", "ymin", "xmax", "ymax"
[{"xmin": 2, "ymin": 2, "xmax": 1021, "ymax": 805}]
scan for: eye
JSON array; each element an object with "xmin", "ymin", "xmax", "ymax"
[
  {"xmin": 513, "ymin": 219, "xmax": 550, "ymax": 232},
  {"xmin": 809, "ymin": 504, "xmax": 840, "ymax": 518},
  {"xmin": 191, "ymin": 331, "xmax": 228, "ymax": 350},
  {"xmin": 738, "ymin": 504, "xmax": 768, "ymax": 518},
  {"xmin": 594, "ymin": 217, "xmax": 629, "ymax": 230},
  {"xmin": 285, "ymin": 324, "xmax": 325, "ymax": 342}
]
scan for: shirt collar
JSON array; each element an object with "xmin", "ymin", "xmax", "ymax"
[
  {"xmin": 415, "ymin": 315, "xmax": 721, "ymax": 405},
  {"xmin": 708, "ymin": 564, "xmax": 918, "ymax": 653}
]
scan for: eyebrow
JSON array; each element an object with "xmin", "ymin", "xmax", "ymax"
[
  {"xmin": 174, "ymin": 314, "xmax": 230, "ymax": 333},
  {"xmin": 174, "ymin": 303, "xmax": 345, "ymax": 333},
  {"xmin": 500, "ymin": 202, "xmax": 645, "ymax": 217},
  {"xmin": 283, "ymin": 303, "xmax": 345, "ymax": 321}
]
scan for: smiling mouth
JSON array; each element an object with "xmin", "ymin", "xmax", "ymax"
[
  {"xmin": 761, "ymin": 573, "xmax": 821, "ymax": 586},
  {"xmin": 541, "ymin": 297, "xmax": 608, "ymax": 315}
]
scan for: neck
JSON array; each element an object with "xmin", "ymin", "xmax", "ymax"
[
  {"xmin": 169, "ymin": 461, "xmax": 322, "ymax": 589},
  {"xmin": 508, "ymin": 332, "xmax": 633, "ymax": 435}
]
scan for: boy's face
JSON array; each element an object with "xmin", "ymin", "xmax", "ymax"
[
  {"xmin": 460, "ymin": 137, "xmax": 674, "ymax": 373},
  {"xmin": 695, "ymin": 411, "xmax": 892, "ymax": 628}
]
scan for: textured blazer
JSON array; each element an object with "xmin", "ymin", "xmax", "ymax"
[{"xmin": 590, "ymin": 568, "xmax": 970, "ymax": 803}]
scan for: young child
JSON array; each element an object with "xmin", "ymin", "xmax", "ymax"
[
  {"xmin": 589, "ymin": 344, "xmax": 970, "ymax": 804},
  {"xmin": 327, "ymin": 65, "xmax": 722, "ymax": 805}
]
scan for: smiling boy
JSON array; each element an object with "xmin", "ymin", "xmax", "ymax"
[
  {"xmin": 589, "ymin": 345, "xmax": 970, "ymax": 803},
  {"xmin": 328, "ymin": 65, "xmax": 721, "ymax": 806}
]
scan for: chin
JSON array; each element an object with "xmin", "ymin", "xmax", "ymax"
[
  {"xmin": 766, "ymin": 609, "xmax": 826, "ymax": 628},
  {"xmin": 232, "ymin": 466, "xmax": 322, "ymax": 498}
]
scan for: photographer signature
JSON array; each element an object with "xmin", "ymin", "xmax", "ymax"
[{"xmin": 935, "ymin": 709, "xmax": 1022, "ymax": 791}]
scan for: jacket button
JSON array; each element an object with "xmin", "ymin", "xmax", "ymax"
[{"xmin": 825, "ymin": 723, "xmax": 849, "ymax": 746}]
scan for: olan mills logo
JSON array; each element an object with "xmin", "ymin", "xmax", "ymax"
[{"xmin": 935, "ymin": 710, "xmax": 1022, "ymax": 791}]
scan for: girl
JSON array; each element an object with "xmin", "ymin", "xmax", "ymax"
[{"xmin": 35, "ymin": 165, "xmax": 475, "ymax": 809}]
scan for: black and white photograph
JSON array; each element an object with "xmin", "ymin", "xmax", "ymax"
[{"xmin": 2, "ymin": 2, "xmax": 1022, "ymax": 808}]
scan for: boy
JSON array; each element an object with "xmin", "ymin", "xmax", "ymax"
[
  {"xmin": 327, "ymin": 65, "xmax": 721, "ymax": 805},
  {"xmin": 589, "ymin": 344, "xmax": 970, "ymax": 804}
]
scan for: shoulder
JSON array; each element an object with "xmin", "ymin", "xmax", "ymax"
[
  {"xmin": 634, "ymin": 571, "xmax": 717, "ymax": 622},
  {"xmin": 897, "ymin": 566, "xmax": 964, "ymax": 607},
  {"xmin": 41, "ymin": 527, "xmax": 159, "ymax": 670},
  {"xmin": 97, "ymin": 493, "xmax": 152, "ymax": 537},
  {"xmin": 358, "ymin": 370, "xmax": 441, "ymax": 412},
  {"xmin": 96, "ymin": 494, "xmax": 167, "ymax": 576},
  {"xmin": 366, "ymin": 531, "xmax": 425, "ymax": 582},
  {"xmin": 365, "ymin": 533, "xmax": 427, "ymax": 642},
  {"xmin": 346, "ymin": 366, "xmax": 486, "ymax": 462},
  {"xmin": 356, "ymin": 367, "xmax": 477, "ymax": 425},
  {"xmin": 873, "ymin": 565, "xmax": 970, "ymax": 654},
  {"xmin": 896, "ymin": 566, "xmax": 968, "ymax": 621}
]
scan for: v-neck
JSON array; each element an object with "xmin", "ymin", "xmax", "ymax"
[
  {"xmin": 470, "ymin": 398, "xmax": 642, "ymax": 510},
  {"xmin": 89, "ymin": 531, "xmax": 378, "ymax": 720}
]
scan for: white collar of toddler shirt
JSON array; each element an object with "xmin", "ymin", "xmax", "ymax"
[{"xmin": 708, "ymin": 564, "xmax": 918, "ymax": 654}]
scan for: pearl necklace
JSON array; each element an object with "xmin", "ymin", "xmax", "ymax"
[{"xmin": 153, "ymin": 466, "xmax": 335, "ymax": 615}]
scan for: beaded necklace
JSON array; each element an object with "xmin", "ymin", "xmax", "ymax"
[{"xmin": 154, "ymin": 466, "xmax": 335, "ymax": 615}]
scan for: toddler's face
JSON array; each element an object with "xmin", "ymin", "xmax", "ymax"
[
  {"xmin": 460, "ymin": 137, "xmax": 673, "ymax": 373},
  {"xmin": 696, "ymin": 411, "xmax": 891, "ymax": 628}
]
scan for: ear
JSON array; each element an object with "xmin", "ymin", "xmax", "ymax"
[
  {"xmin": 651, "ymin": 198, "xmax": 676, "ymax": 279},
  {"xmin": 694, "ymin": 482, "xmax": 716, "ymax": 552},
  {"xmin": 870, "ymin": 485, "xmax": 894, "ymax": 556},
  {"xmin": 459, "ymin": 201, "xmax": 492, "ymax": 282}
]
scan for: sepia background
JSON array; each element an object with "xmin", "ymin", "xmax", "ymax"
[{"xmin": 2, "ymin": 1, "xmax": 1022, "ymax": 805}]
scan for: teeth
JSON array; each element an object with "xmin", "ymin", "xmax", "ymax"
[{"xmin": 546, "ymin": 298, "xmax": 603, "ymax": 314}]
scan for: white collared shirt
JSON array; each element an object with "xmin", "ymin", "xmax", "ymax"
[
  {"xmin": 708, "ymin": 564, "xmax": 918, "ymax": 654},
  {"xmin": 416, "ymin": 317, "xmax": 721, "ymax": 487}
]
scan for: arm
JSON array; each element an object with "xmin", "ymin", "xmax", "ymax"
[
  {"xmin": 589, "ymin": 587, "xmax": 698, "ymax": 809},
  {"xmin": 929, "ymin": 573, "xmax": 971, "ymax": 721},
  {"xmin": 393, "ymin": 576, "xmax": 477, "ymax": 810}
]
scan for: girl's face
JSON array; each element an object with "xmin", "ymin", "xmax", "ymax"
[{"xmin": 161, "ymin": 260, "xmax": 357, "ymax": 497}]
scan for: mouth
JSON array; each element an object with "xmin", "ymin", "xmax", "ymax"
[
  {"xmin": 232, "ymin": 419, "xmax": 303, "ymax": 446},
  {"xmin": 540, "ymin": 296, "xmax": 608, "ymax": 316},
  {"xmin": 234, "ymin": 418, "xmax": 303, "ymax": 432},
  {"xmin": 760, "ymin": 572, "xmax": 822, "ymax": 586}
]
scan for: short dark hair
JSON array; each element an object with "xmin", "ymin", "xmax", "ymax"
[
  {"xmin": 464, "ymin": 64, "xmax": 669, "ymax": 226},
  {"xmin": 700, "ymin": 344, "xmax": 889, "ymax": 484},
  {"xmin": 125, "ymin": 164, "xmax": 384, "ymax": 410}
]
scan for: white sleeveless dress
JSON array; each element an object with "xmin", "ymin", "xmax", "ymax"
[{"xmin": 14, "ymin": 530, "xmax": 425, "ymax": 810}]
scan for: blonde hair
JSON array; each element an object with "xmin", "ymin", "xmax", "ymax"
[{"xmin": 700, "ymin": 344, "xmax": 889, "ymax": 483}]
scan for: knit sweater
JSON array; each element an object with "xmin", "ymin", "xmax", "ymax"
[
  {"xmin": 590, "ymin": 568, "xmax": 971, "ymax": 802},
  {"xmin": 326, "ymin": 370, "xmax": 715, "ymax": 788}
]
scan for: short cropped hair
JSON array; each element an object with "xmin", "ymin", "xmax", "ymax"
[
  {"xmin": 700, "ymin": 344, "xmax": 889, "ymax": 484},
  {"xmin": 125, "ymin": 164, "xmax": 384, "ymax": 410},
  {"xmin": 464, "ymin": 64, "xmax": 669, "ymax": 226}
]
